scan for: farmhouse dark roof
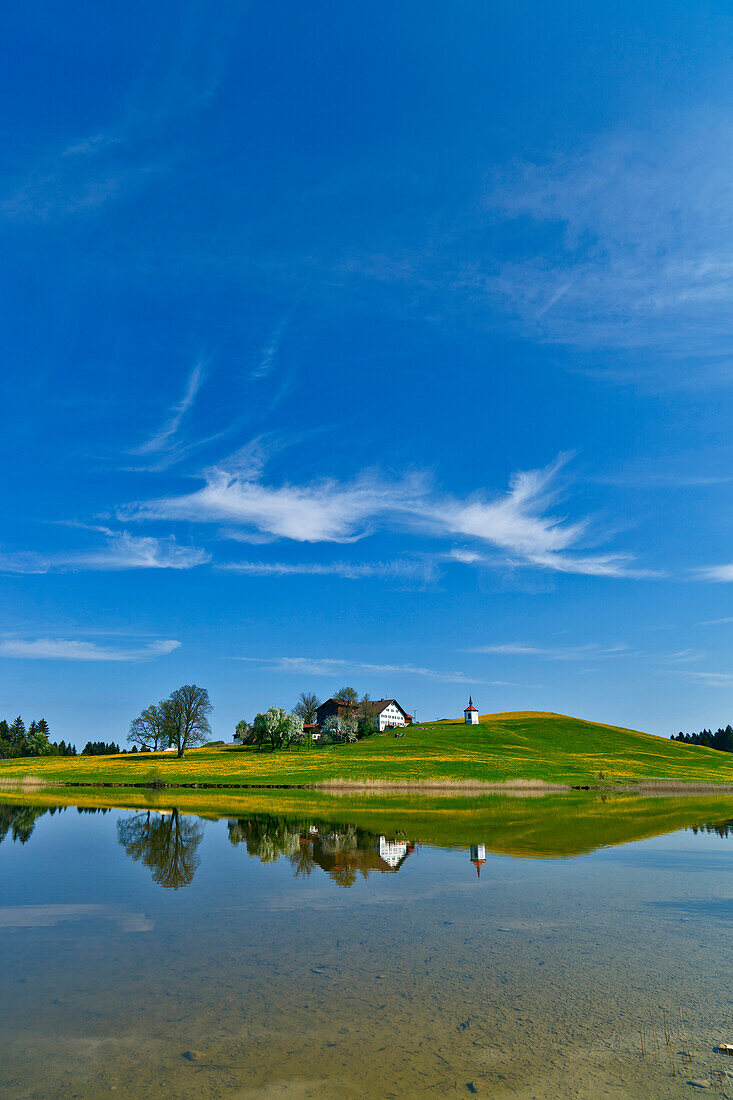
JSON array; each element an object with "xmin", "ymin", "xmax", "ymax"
[{"xmin": 366, "ymin": 699, "xmax": 407, "ymax": 715}]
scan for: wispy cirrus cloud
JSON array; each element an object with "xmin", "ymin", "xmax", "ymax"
[
  {"xmin": 694, "ymin": 563, "xmax": 733, "ymax": 582},
  {"xmin": 0, "ymin": 3, "xmax": 244, "ymax": 224},
  {"xmin": 669, "ymin": 670, "xmax": 733, "ymax": 688},
  {"xmin": 218, "ymin": 558, "xmax": 438, "ymax": 584},
  {"xmin": 447, "ymin": 547, "xmax": 658, "ymax": 579},
  {"xmin": 0, "ymin": 637, "xmax": 180, "ymax": 661},
  {"xmin": 472, "ymin": 642, "xmax": 631, "ymax": 661},
  {"xmin": 0, "ymin": 530, "xmax": 209, "ymax": 574},
  {"xmin": 482, "ymin": 113, "xmax": 733, "ymax": 372},
  {"xmin": 122, "ymin": 464, "xmax": 427, "ymax": 543},
  {"xmin": 252, "ymin": 317, "xmax": 289, "ymax": 380},
  {"xmin": 236, "ymin": 656, "xmax": 493, "ymax": 685},
  {"xmin": 121, "ymin": 451, "xmax": 647, "ymax": 578},
  {"xmin": 132, "ymin": 362, "xmax": 206, "ymax": 458}
]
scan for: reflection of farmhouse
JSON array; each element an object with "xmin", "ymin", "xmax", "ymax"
[
  {"xmin": 378, "ymin": 836, "xmax": 411, "ymax": 870},
  {"xmin": 306, "ymin": 828, "xmax": 415, "ymax": 881},
  {"xmin": 315, "ymin": 697, "xmax": 413, "ymax": 732},
  {"xmin": 227, "ymin": 816, "xmax": 415, "ymax": 886}
]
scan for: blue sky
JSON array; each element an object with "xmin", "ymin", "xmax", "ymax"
[{"xmin": 2, "ymin": 0, "xmax": 733, "ymax": 745}]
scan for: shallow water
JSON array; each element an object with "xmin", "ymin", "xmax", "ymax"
[{"xmin": 1, "ymin": 797, "xmax": 732, "ymax": 1098}]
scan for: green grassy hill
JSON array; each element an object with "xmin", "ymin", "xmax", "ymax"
[{"xmin": 2, "ymin": 710, "xmax": 733, "ymax": 788}]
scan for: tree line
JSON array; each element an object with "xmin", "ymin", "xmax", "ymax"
[
  {"xmin": 0, "ymin": 717, "xmax": 74, "ymax": 758},
  {"xmin": 671, "ymin": 725, "xmax": 733, "ymax": 753}
]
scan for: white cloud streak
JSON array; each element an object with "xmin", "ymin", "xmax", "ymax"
[
  {"xmin": 236, "ymin": 656, "xmax": 487, "ymax": 685},
  {"xmin": 482, "ymin": 113, "xmax": 733, "ymax": 370},
  {"xmin": 672, "ymin": 670, "xmax": 733, "ymax": 688},
  {"xmin": 0, "ymin": 637, "xmax": 180, "ymax": 662},
  {"xmin": 121, "ymin": 451, "xmax": 646, "ymax": 578},
  {"xmin": 252, "ymin": 317, "xmax": 289, "ymax": 379},
  {"xmin": 132, "ymin": 362, "xmax": 205, "ymax": 457},
  {"xmin": 694, "ymin": 564, "xmax": 733, "ymax": 582},
  {"xmin": 0, "ymin": 531, "xmax": 209, "ymax": 574},
  {"xmin": 473, "ymin": 642, "xmax": 631, "ymax": 661},
  {"xmin": 122, "ymin": 466, "xmax": 427, "ymax": 543},
  {"xmin": 218, "ymin": 558, "xmax": 438, "ymax": 583}
]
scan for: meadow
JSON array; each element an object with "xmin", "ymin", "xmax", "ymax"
[{"xmin": 2, "ymin": 710, "xmax": 733, "ymax": 790}]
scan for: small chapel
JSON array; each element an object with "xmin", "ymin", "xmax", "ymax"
[{"xmin": 464, "ymin": 697, "xmax": 479, "ymax": 725}]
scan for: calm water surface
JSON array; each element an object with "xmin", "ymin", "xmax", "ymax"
[{"xmin": 0, "ymin": 796, "xmax": 732, "ymax": 1098}]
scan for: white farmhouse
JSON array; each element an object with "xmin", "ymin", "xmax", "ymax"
[{"xmin": 368, "ymin": 699, "xmax": 412, "ymax": 731}]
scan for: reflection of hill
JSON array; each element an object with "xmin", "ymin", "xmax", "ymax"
[
  {"xmin": 221, "ymin": 794, "xmax": 733, "ymax": 860},
  {"xmin": 3, "ymin": 790, "xmax": 733, "ymax": 863},
  {"xmin": 227, "ymin": 815, "xmax": 415, "ymax": 886}
]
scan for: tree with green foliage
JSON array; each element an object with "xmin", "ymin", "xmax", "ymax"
[
  {"xmin": 673, "ymin": 724, "xmax": 733, "ymax": 753},
  {"xmin": 161, "ymin": 684, "xmax": 212, "ymax": 759},
  {"xmin": 293, "ymin": 691, "xmax": 320, "ymax": 725},
  {"xmin": 24, "ymin": 721, "xmax": 52, "ymax": 757},
  {"xmin": 234, "ymin": 719, "xmax": 254, "ymax": 744},
  {"xmin": 81, "ymin": 741, "xmax": 121, "ymax": 756},
  {"xmin": 251, "ymin": 707, "xmax": 305, "ymax": 751},
  {"xmin": 334, "ymin": 686, "xmax": 358, "ymax": 705},
  {"xmin": 128, "ymin": 703, "xmax": 169, "ymax": 752},
  {"xmin": 0, "ymin": 719, "xmax": 12, "ymax": 759}
]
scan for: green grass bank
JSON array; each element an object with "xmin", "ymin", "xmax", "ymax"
[{"xmin": 2, "ymin": 710, "xmax": 733, "ymax": 790}]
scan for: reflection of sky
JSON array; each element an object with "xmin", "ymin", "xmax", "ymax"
[{"xmin": 2, "ymin": 803, "xmax": 733, "ymax": 1097}]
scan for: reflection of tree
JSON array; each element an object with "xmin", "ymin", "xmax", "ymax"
[
  {"xmin": 0, "ymin": 803, "xmax": 57, "ymax": 845},
  {"xmin": 227, "ymin": 814, "xmax": 410, "ymax": 887},
  {"xmin": 228, "ymin": 815, "xmax": 302, "ymax": 864},
  {"xmin": 117, "ymin": 809, "xmax": 203, "ymax": 889},
  {"xmin": 689, "ymin": 820, "xmax": 733, "ymax": 839}
]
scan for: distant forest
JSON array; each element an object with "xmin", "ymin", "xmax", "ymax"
[
  {"xmin": 0, "ymin": 717, "xmax": 70, "ymax": 758},
  {"xmin": 671, "ymin": 725, "xmax": 733, "ymax": 753},
  {"xmin": 0, "ymin": 717, "xmax": 140, "ymax": 759}
]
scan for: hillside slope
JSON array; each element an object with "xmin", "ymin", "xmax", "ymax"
[{"xmin": 1, "ymin": 711, "xmax": 732, "ymax": 788}]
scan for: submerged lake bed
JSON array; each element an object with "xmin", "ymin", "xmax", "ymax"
[{"xmin": 0, "ymin": 793, "xmax": 732, "ymax": 1098}]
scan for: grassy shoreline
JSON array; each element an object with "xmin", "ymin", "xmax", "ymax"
[{"xmin": 2, "ymin": 711, "xmax": 733, "ymax": 791}]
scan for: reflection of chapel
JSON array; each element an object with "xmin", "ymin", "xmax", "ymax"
[{"xmin": 470, "ymin": 844, "xmax": 486, "ymax": 877}]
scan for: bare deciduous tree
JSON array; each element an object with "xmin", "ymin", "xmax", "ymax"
[{"xmin": 293, "ymin": 691, "xmax": 320, "ymax": 724}]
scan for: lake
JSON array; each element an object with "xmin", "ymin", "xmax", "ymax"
[{"xmin": 1, "ymin": 792, "xmax": 732, "ymax": 1098}]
